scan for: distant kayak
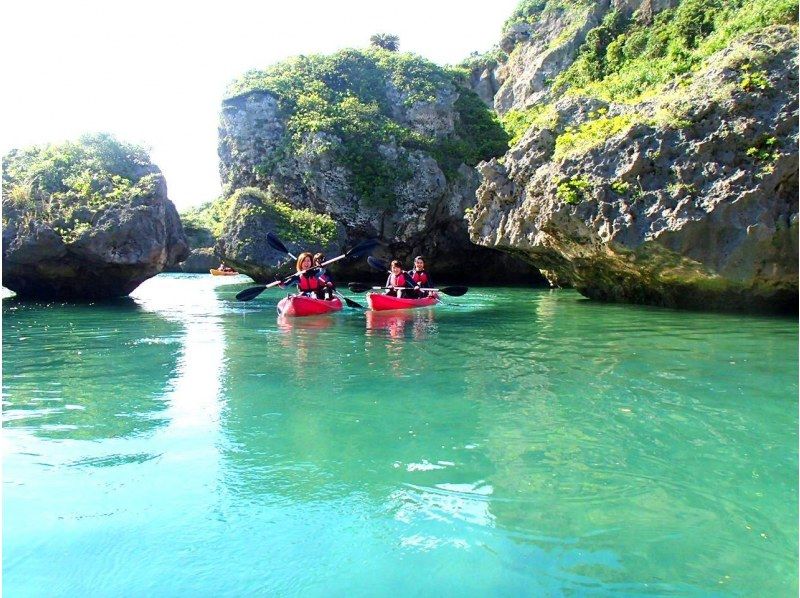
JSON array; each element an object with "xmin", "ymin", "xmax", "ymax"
[
  {"xmin": 366, "ymin": 292, "xmax": 438, "ymax": 311},
  {"xmin": 210, "ymin": 269, "xmax": 238, "ymax": 276},
  {"xmin": 277, "ymin": 294, "xmax": 343, "ymax": 317}
]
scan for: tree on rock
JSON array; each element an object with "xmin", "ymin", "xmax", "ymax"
[{"xmin": 369, "ymin": 33, "xmax": 399, "ymax": 51}]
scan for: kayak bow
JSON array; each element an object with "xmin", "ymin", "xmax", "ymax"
[{"xmin": 277, "ymin": 295, "xmax": 343, "ymax": 317}]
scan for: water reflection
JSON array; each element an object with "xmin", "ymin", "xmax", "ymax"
[
  {"xmin": 365, "ymin": 309, "xmax": 437, "ymax": 342},
  {"xmin": 2, "ymin": 298, "xmax": 180, "ymax": 440},
  {"xmin": 7, "ymin": 278, "xmax": 793, "ymax": 595}
]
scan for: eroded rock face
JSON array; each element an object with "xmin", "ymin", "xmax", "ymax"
[
  {"xmin": 3, "ymin": 172, "xmax": 189, "ymax": 300},
  {"xmin": 469, "ymin": 27, "xmax": 798, "ymax": 312},
  {"xmin": 472, "ymin": 0, "xmax": 681, "ymax": 115},
  {"xmin": 217, "ymin": 85, "xmax": 542, "ymax": 284}
]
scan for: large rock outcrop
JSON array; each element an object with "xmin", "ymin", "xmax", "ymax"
[
  {"xmin": 469, "ymin": 25, "xmax": 798, "ymax": 312},
  {"xmin": 216, "ymin": 49, "xmax": 543, "ymax": 284},
  {"xmin": 2, "ymin": 135, "xmax": 189, "ymax": 300}
]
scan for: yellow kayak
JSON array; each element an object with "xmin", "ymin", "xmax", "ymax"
[{"xmin": 210, "ymin": 269, "xmax": 238, "ymax": 276}]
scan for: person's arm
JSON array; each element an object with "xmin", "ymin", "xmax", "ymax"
[{"xmin": 279, "ymin": 274, "xmax": 298, "ymax": 289}]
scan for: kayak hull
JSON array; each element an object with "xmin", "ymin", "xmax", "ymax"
[
  {"xmin": 277, "ymin": 295, "xmax": 343, "ymax": 317},
  {"xmin": 210, "ymin": 269, "xmax": 238, "ymax": 276},
  {"xmin": 366, "ymin": 292, "xmax": 438, "ymax": 311}
]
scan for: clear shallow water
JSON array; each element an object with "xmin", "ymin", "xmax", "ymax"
[{"xmin": 3, "ymin": 274, "xmax": 797, "ymax": 596}]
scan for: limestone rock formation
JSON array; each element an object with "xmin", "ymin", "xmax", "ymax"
[
  {"xmin": 469, "ymin": 25, "xmax": 798, "ymax": 312},
  {"xmin": 2, "ymin": 135, "xmax": 189, "ymax": 299},
  {"xmin": 216, "ymin": 49, "xmax": 543, "ymax": 284}
]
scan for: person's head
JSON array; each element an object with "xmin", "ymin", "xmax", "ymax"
[
  {"xmin": 296, "ymin": 252, "xmax": 313, "ymax": 271},
  {"xmin": 313, "ymin": 252, "xmax": 325, "ymax": 267},
  {"xmin": 414, "ymin": 256, "xmax": 425, "ymax": 271},
  {"xmin": 390, "ymin": 260, "xmax": 403, "ymax": 275}
]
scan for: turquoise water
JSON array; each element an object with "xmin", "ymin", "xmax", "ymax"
[{"xmin": 3, "ymin": 274, "xmax": 797, "ymax": 596}]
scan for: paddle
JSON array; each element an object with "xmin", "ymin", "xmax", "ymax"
[
  {"xmin": 363, "ymin": 256, "xmax": 467, "ymax": 296},
  {"xmin": 347, "ymin": 282, "xmax": 469, "ymax": 297},
  {"xmin": 266, "ymin": 232, "xmax": 297, "ymax": 259},
  {"xmin": 236, "ymin": 238, "xmax": 379, "ymax": 302},
  {"xmin": 335, "ymin": 291, "xmax": 365, "ymax": 309},
  {"xmin": 265, "ymin": 232, "xmax": 367, "ymax": 309},
  {"xmin": 367, "ymin": 256, "xmax": 390, "ymax": 272}
]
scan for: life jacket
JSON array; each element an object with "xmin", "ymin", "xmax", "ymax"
[
  {"xmin": 411, "ymin": 270, "xmax": 428, "ymax": 287},
  {"xmin": 297, "ymin": 272, "xmax": 320, "ymax": 292},
  {"xmin": 389, "ymin": 272, "xmax": 408, "ymax": 288}
]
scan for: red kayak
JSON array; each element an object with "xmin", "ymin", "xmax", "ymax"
[
  {"xmin": 366, "ymin": 292, "xmax": 439, "ymax": 311},
  {"xmin": 277, "ymin": 295, "xmax": 343, "ymax": 317}
]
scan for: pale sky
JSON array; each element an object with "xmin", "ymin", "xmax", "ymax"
[{"xmin": 1, "ymin": 0, "xmax": 519, "ymax": 212}]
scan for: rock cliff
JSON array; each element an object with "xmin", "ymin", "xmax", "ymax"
[
  {"xmin": 467, "ymin": 0, "xmax": 798, "ymax": 312},
  {"xmin": 2, "ymin": 135, "xmax": 189, "ymax": 299},
  {"xmin": 216, "ymin": 48, "xmax": 543, "ymax": 284}
]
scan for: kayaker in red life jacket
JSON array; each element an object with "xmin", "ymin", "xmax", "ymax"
[
  {"xmin": 280, "ymin": 252, "xmax": 322, "ymax": 297},
  {"xmin": 386, "ymin": 260, "xmax": 414, "ymax": 298},
  {"xmin": 313, "ymin": 252, "xmax": 335, "ymax": 300},
  {"xmin": 407, "ymin": 255, "xmax": 432, "ymax": 298}
]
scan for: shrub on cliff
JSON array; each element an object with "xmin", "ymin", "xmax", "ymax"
[
  {"xmin": 3, "ymin": 134, "xmax": 156, "ymax": 232},
  {"xmin": 553, "ymin": 0, "xmax": 798, "ymax": 101}
]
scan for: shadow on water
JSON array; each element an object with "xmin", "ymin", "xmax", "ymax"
[{"xmin": 2, "ymin": 294, "xmax": 181, "ymax": 441}]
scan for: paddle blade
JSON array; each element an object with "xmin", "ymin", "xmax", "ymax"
[
  {"xmin": 367, "ymin": 256, "xmax": 388, "ymax": 271},
  {"xmin": 266, "ymin": 232, "xmax": 290, "ymax": 255},
  {"xmin": 340, "ymin": 294, "xmax": 365, "ymax": 309},
  {"xmin": 236, "ymin": 285, "xmax": 268, "ymax": 301},
  {"xmin": 439, "ymin": 286, "xmax": 468, "ymax": 297},
  {"xmin": 345, "ymin": 238, "xmax": 380, "ymax": 259},
  {"xmin": 348, "ymin": 282, "xmax": 372, "ymax": 293}
]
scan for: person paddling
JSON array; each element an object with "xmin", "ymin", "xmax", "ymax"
[
  {"xmin": 313, "ymin": 252, "xmax": 335, "ymax": 300},
  {"xmin": 385, "ymin": 260, "xmax": 413, "ymax": 298},
  {"xmin": 407, "ymin": 255, "xmax": 432, "ymax": 298},
  {"xmin": 281, "ymin": 252, "xmax": 323, "ymax": 297}
]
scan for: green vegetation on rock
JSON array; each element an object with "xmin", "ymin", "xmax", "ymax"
[
  {"xmin": 225, "ymin": 48, "xmax": 508, "ymax": 207},
  {"xmin": 2, "ymin": 133, "xmax": 156, "ymax": 240},
  {"xmin": 556, "ymin": 176, "xmax": 591, "ymax": 205},
  {"xmin": 503, "ymin": 0, "xmax": 593, "ymax": 35},
  {"xmin": 497, "ymin": 0, "xmax": 797, "ymax": 150},
  {"xmin": 229, "ymin": 187, "xmax": 337, "ymax": 246},
  {"xmin": 502, "ymin": 104, "xmax": 559, "ymax": 146},
  {"xmin": 553, "ymin": 0, "xmax": 797, "ymax": 102},
  {"xmin": 554, "ymin": 113, "xmax": 637, "ymax": 160},
  {"xmin": 180, "ymin": 198, "xmax": 232, "ymax": 247}
]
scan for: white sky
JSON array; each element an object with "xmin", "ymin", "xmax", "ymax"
[{"xmin": 1, "ymin": 0, "xmax": 519, "ymax": 212}]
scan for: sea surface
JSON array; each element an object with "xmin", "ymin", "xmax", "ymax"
[{"xmin": 3, "ymin": 274, "xmax": 798, "ymax": 596}]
